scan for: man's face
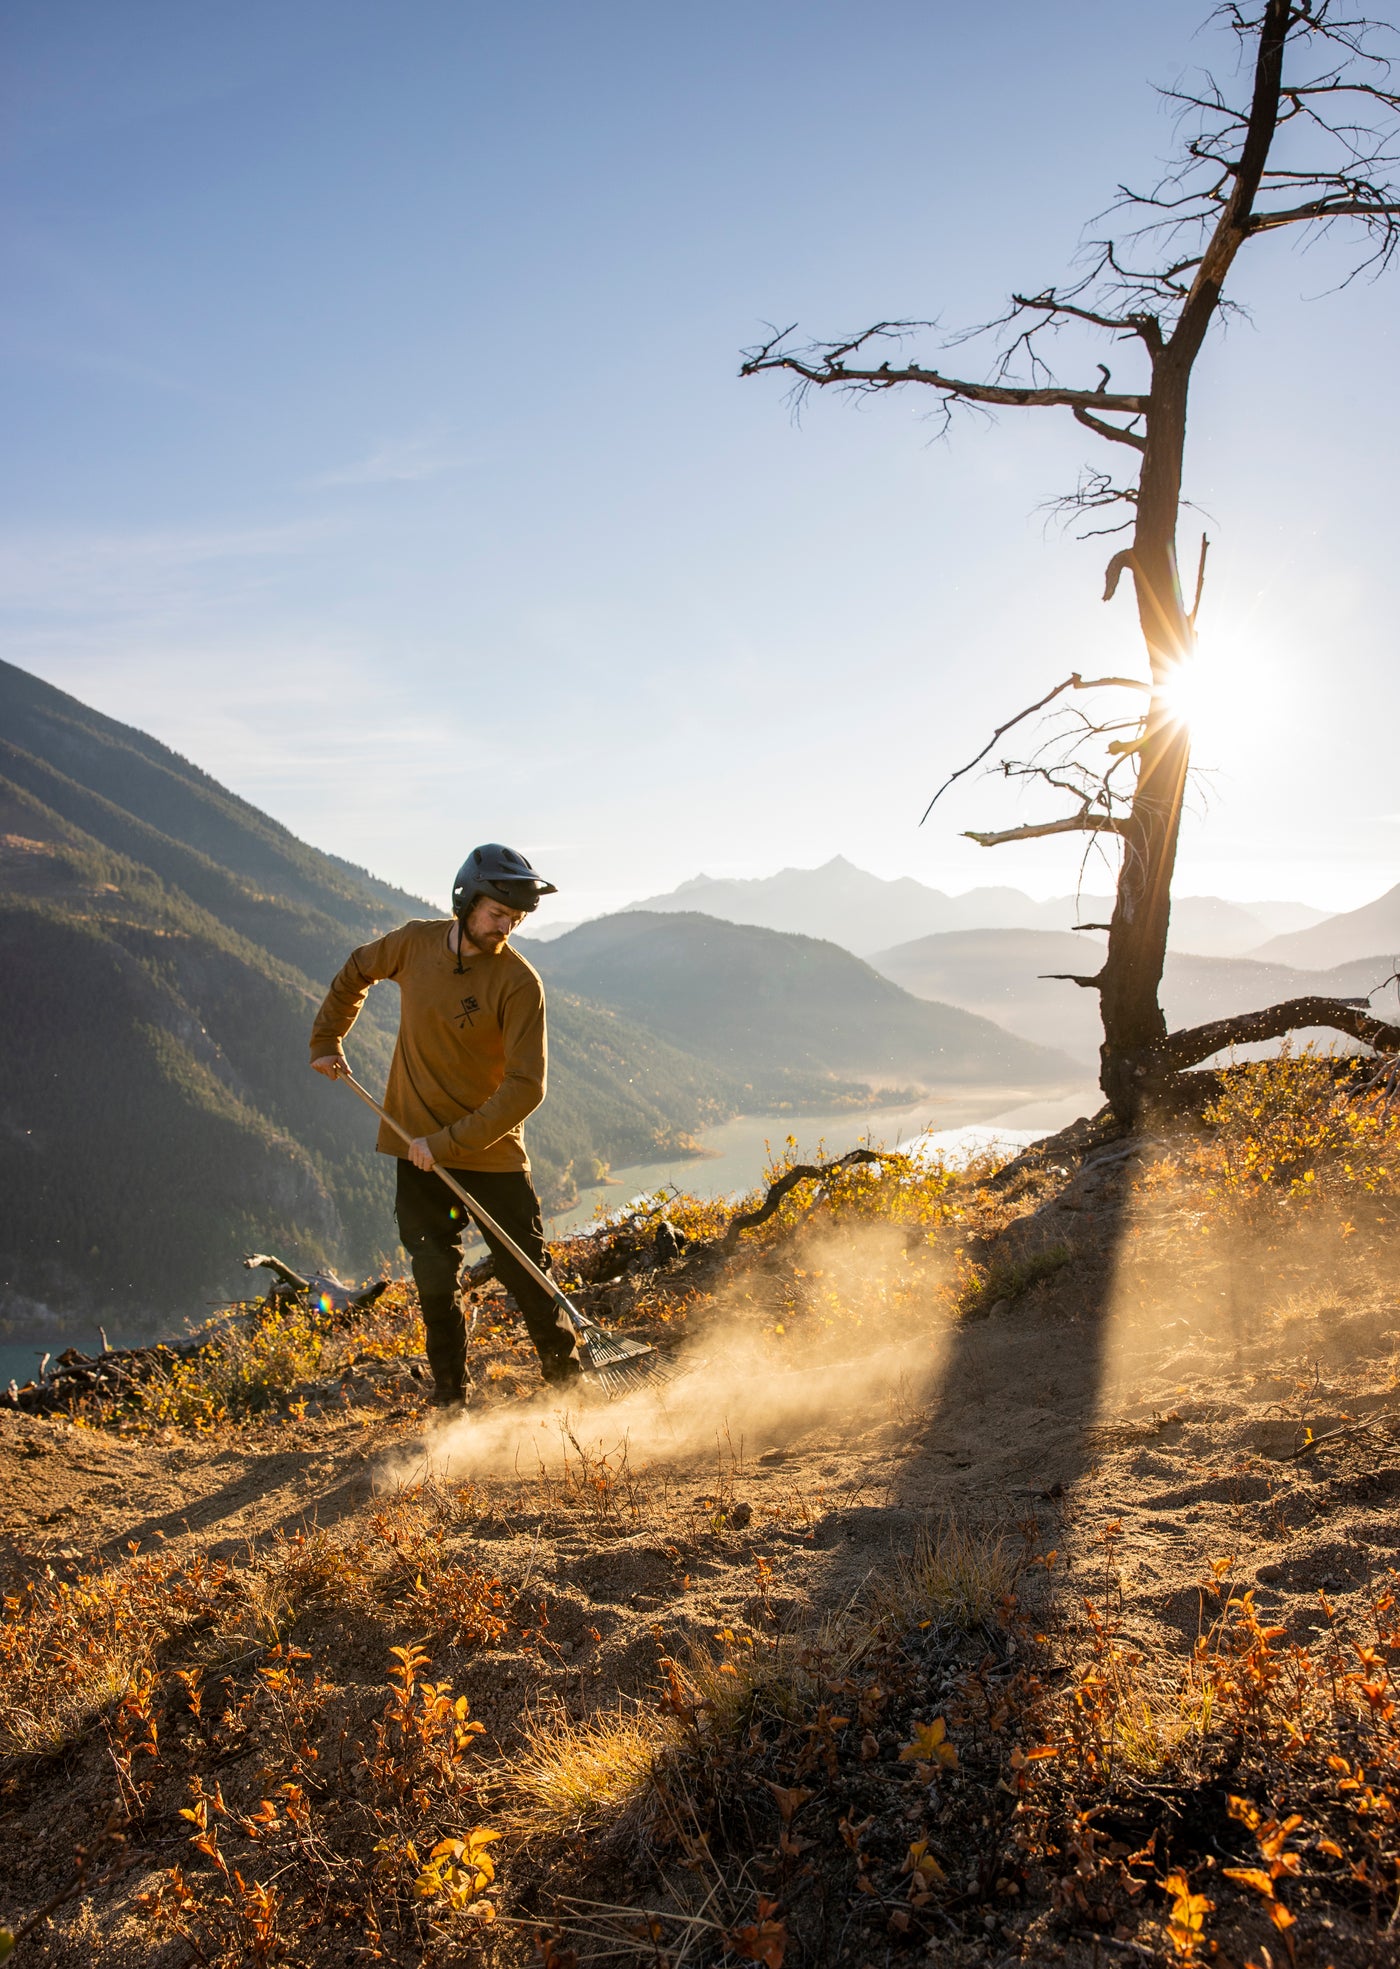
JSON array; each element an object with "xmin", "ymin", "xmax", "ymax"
[{"xmin": 464, "ymin": 895, "xmax": 526, "ymax": 954}]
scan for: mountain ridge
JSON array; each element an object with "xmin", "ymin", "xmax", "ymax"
[
  {"xmin": 1, "ymin": 662, "xmax": 1078, "ymax": 1336},
  {"xmin": 620, "ymin": 855, "xmax": 1329, "ymax": 958},
  {"xmin": 0, "ymin": 663, "xmax": 755, "ymax": 1330},
  {"xmin": 520, "ymin": 910, "xmax": 1080, "ymax": 1093},
  {"xmin": 1252, "ymin": 881, "xmax": 1400, "ymax": 970},
  {"xmin": 871, "ymin": 926, "xmax": 1400, "ymax": 1063}
]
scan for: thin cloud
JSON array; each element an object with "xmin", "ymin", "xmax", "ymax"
[
  {"xmin": 312, "ymin": 436, "xmax": 465, "ymax": 488},
  {"xmin": 0, "ymin": 519, "xmax": 337, "ymax": 619}
]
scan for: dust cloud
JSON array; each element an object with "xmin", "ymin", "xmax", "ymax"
[{"xmin": 380, "ymin": 1221, "xmax": 958, "ymax": 1492}]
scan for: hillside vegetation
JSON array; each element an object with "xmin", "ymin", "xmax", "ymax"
[{"xmin": 6, "ymin": 1054, "xmax": 1400, "ymax": 1965}]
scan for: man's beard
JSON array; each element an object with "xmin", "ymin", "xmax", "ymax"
[{"xmin": 466, "ymin": 922, "xmax": 509, "ymax": 954}]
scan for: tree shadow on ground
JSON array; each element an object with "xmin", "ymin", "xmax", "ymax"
[
  {"xmin": 894, "ymin": 1122, "xmax": 1138, "ymax": 1518},
  {"xmin": 103, "ymin": 1455, "xmax": 379, "ymax": 1563}
]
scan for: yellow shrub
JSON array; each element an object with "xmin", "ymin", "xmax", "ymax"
[
  {"xmin": 1193, "ymin": 1048, "xmax": 1400, "ymax": 1221},
  {"xmin": 140, "ymin": 1300, "xmax": 331, "ymax": 1428}
]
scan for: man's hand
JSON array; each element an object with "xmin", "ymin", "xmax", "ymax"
[
  {"xmin": 311, "ymin": 1055, "xmax": 348, "ymax": 1079},
  {"xmin": 408, "ymin": 1137, "xmax": 436, "ymax": 1172}
]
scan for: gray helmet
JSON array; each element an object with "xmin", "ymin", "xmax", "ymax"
[{"xmin": 451, "ymin": 843, "xmax": 558, "ymax": 916}]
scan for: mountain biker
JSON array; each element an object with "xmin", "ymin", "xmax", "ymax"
[{"xmin": 309, "ymin": 843, "xmax": 574, "ymax": 1407}]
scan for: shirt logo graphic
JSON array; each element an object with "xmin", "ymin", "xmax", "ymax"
[{"xmin": 456, "ymin": 994, "xmax": 482, "ymax": 1028}]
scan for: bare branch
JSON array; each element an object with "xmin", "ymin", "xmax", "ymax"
[
  {"xmin": 1008, "ymin": 288, "xmax": 1166, "ymax": 351},
  {"xmin": 721, "ymin": 1148, "xmax": 893, "ymax": 1251},
  {"xmin": 1073, "ymin": 405, "xmax": 1147, "ymax": 450},
  {"xmin": 1188, "ymin": 532, "xmax": 1211, "ymax": 629},
  {"xmin": 1247, "ymin": 193, "xmax": 1400, "ymax": 228},
  {"xmin": 739, "ymin": 327, "xmax": 1148, "ymax": 415},
  {"xmin": 1008, "ymin": 289, "xmax": 1140, "ymax": 333},
  {"xmin": 919, "ymin": 671, "xmax": 1149, "ymax": 825},
  {"xmin": 1102, "ymin": 549, "xmax": 1135, "ymax": 601},
  {"xmin": 963, "ymin": 813, "xmax": 1130, "ymax": 848}
]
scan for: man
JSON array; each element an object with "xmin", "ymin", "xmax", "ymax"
[{"xmin": 309, "ymin": 842, "xmax": 575, "ymax": 1406}]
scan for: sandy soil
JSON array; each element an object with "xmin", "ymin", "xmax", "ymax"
[{"xmin": 4, "ymin": 1120, "xmax": 1400, "ymax": 1964}]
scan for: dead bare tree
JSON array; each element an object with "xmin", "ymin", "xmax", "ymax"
[{"xmin": 742, "ymin": 1, "xmax": 1400, "ymax": 1119}]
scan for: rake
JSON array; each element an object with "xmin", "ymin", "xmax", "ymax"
[{"xmin": 334, "ymin": 1067, "xmax": 676, "ymax": 1396}]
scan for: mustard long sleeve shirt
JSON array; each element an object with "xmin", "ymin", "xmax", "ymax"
[{"xmin": 309, "ymin": 919, "xmax": 547, "ymax": 1172}]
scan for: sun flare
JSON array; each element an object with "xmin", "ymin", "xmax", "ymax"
[
  {"xmin": 1147, "ymin": 619, "xmax": 1277, "ymax": 768},
  {"xmin": 1156, "ymin": 658, "xmax": 1204, "ymax": 729}
]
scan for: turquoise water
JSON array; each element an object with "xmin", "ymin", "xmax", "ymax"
[{"xmin": 0, "ymin": 1339, "xmax": 90, "ymax": 1391}]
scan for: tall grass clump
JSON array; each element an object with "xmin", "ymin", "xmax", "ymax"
[
  {"xmin": 872, "ymin": 1519, "xmax": 1019, "ymax": 1634},
  {"xmin": 508, "ymin": 1703, "xmax": 669, "ymax": 1835}
]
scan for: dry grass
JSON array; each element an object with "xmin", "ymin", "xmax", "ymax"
[
  {"xmin": 957, "ymin": 1245, "xmax": 1073, "ymax": 1320},
  {"xmin": 871, "ymin": 1517, "xmax": 1020, "ymax": 1633},
  {"xmin": 507, "ymin": 1702, "xmax": 671, "ymax": 1835},
  {"xmin": 15, "ymin": 1061, "xmax": 1400, "ymax": 1963}
]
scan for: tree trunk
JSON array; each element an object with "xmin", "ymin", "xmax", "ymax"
[
  {"xmin": 1096, "ymin": 0, "xmax": 1295, "ymax": 1119},
  {"xmin": 1097, "ymin": 355, "xmax": 1194, "ymax": 1119}
]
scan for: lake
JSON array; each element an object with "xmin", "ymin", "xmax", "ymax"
[{"xmin": 546, "ymin": 1078, "xmax": 1098, "ymax": 1235}]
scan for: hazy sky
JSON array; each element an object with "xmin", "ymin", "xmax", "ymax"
[{"xmin": 4, "ymin": 0, "xmax": 1398, "ymax": 925}]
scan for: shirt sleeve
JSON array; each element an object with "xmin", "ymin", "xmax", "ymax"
[
  {"xmin": 309, "ymin": 929, "xmax": 407, "ymax": 1061},
  {"xmin": 425, "ymin": 972, "xmax": 547, "ymax": 1159}
]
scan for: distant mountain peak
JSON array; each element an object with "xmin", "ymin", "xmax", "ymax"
[{"xmin": 620, "ymin": 858, "xmax": 1337, "ymax": 961}]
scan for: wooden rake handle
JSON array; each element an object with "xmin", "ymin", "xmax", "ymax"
[{"xmin": 334, "ymin": 1066, "xmax": 581, "ymax": 1336}]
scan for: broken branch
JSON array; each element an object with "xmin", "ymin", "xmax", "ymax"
[
  {"xmin": 739, "ymin": 333, "xmax": 1147, "ymax": 415},
  {"xmin": 1073, "ymin": 405, "xmax": 1147, "ymax": 450},
  {"xmin": 722, "ymin": 1149, "xmax": 895, "ymax": 1252}
]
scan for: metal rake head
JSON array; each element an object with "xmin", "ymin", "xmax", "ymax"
[{"xmin": 581, "ymin": 1344, "xmax": 680, "ymax": 1398}]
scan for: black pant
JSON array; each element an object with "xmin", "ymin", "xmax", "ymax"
[{"xmin": 394, "ymin": 1160, "xmax": 577, "ymax": 1391}]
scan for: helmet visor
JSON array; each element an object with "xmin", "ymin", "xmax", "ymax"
[{"xmin": 480, "ymin": 877, "xmax": 553, "ymax": 913}]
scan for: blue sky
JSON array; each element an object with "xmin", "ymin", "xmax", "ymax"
[{"xmin": 4, "ymin": 0, "xmax": 1398, "ymax": 923}]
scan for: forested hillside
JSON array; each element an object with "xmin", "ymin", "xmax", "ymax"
[
  {"xmin": 0, "ymin": 664, "xmax": 749, "ymax": 1333},
  {"xmin": 522, "ymin": 910, "xmax": 1078, "ymax": 1091}
]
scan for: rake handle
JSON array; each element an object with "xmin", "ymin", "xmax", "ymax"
[{"xmin": 335, "ymin": 1067, "xmax": 582, "ymax": 1338}]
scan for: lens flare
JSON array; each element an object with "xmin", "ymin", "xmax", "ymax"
[{"xmin": 1156, "ymin": 657, "xmax": 1203, "ymax": 728}]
